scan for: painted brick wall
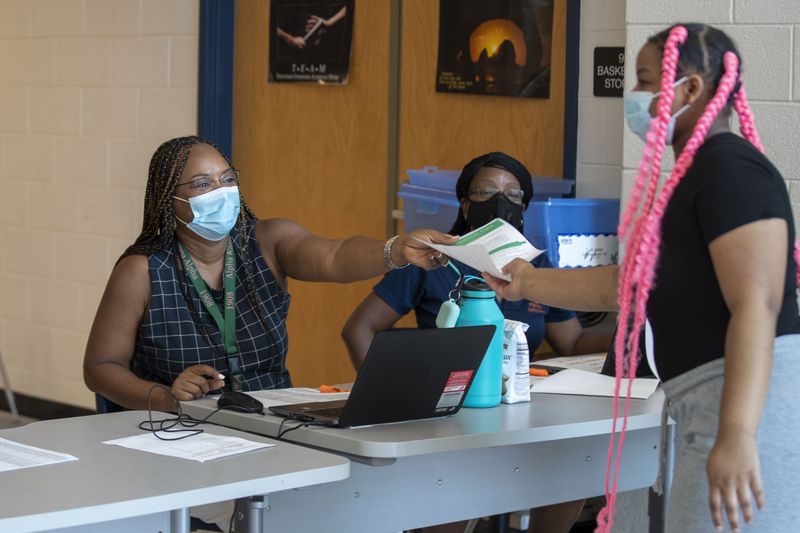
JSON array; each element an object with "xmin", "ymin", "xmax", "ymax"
[
  {"xmin": 623, "ymin": 1, "xmax": 800, "ymax": 231},
  {"xmin": 0, "ymin": 0, "xmax": 198, "ymax": 409},
  {"xmin": 576, "ymin": 0, "xmax": 626, "ymax": 198}
]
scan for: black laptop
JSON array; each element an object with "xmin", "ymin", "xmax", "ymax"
[{"xmin": 269, "ymin": 325, "xmax": 495, "ymax": 427}]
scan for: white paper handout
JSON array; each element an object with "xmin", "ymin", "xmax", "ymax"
[
  {"xmin": 531, "ymin": 368, "xmax": 659, "ymax": 399},
  {"xmin": 0, "ymin": 437, "xmax": 78, "ymax": 472},
  {"xmin": 533, "ymin": 353, "xmax": 607, "ymax": 373},
  {"xmin": 248, "ymin": 387, "xmax": 351, "ymax": 408},
  {"xmin": 422, "ymin": 218, "xmax": 544, "ymax": 281},
  {"xmin": 103, "ymin": 432, "xmax": 274, "ymax": 462}
]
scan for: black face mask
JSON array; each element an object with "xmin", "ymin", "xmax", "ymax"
[{"xmin": 465, "ymin": 193, "xmax": 524, "ymax": 232}]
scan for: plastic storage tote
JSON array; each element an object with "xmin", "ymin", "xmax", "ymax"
[
  {"xmin": 400, "ymin": 166, "xmax": 576, "ymax": 233},
  {"xmin": 398, "ymin": 184, "xmax": 461, "ymax": 233},
  {"xmin": 525, "ymin": 198, "xmax": 621, "ymax": 268}
]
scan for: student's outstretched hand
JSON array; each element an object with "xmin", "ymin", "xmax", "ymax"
[
  {"xmin": 171, "ymin": 365, "xmax": 226, "ymax": 402},
  {"xmin": 707, "ymin": 433, "xmax": 765, "ymax": 532},
  {"xmin": 483, "ymin": 258, "xmax": 534, "ymax": 301},
  {"xmin": 394, "ymin": 229, "xmax": 457, "ymax": 270}
]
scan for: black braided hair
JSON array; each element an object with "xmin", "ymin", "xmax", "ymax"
[
  {"xmin": 122, "ymin": 136, "xmax": 285, "ymax": 382},
  {"xmin": 647, "ymin": 23, "xmax": 743, "ymax": 107}
]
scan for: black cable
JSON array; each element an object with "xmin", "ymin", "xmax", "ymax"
[
  {"xmin": 137, "ymin": 384, "xmax": 224, "ymax": 441},
  {"xmin": 228, "ymin": 498, "xmax": 241, "ymax": 533},
  {"xmin": 276, "ymin": 417, "xmax": 307, "ymax": 439},
  {"xmin": 275, "ymin": 417, "xmax": 333, "ymax": 440}
]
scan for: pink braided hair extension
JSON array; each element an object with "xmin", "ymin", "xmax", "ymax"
[
  {"xmin": 596, "ymin": 47, "xmax": 741, "ymax": 533},
  {"xmin": 594, "ymin": 27, "xmax": 688, "ymax": 533},
  {"xmin": 629, "ymin": 50, "xmax": 740, "ymax": 415},
  {"xmin": 733, "ymin": 86, "xmax": 800, "ymax": 287},
  {"xmin": 734, "ymin": 86, "xmax": 764, "ymax": 153},
  {"xmin": 795, "ymin": 243, "xmax": 800, "ymax": 288}
]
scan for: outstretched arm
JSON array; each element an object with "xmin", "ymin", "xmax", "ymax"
[
  {"xmin": 257, "ymin": 218, "xmax": 455, "ymax": 284},
  {"xmin": 484, "ymin": 259, "xmax": 620, "ymax": 312}
]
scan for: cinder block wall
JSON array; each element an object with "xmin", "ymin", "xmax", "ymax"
[
  {"xmin": 576, "ymin": 0, "xmax": 626, "ymax": 198},
  {"xmin": 0, "ymin": 0, "xmax": 198, "ymax": 409},
  {"xmin": 623, "ymin": 0, "xmax": 800, "ymax": 231}
]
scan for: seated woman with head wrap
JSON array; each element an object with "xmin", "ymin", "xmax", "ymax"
[{"xmin": 342, "ymin": 152, "xmax": 611, "ymax": 533}]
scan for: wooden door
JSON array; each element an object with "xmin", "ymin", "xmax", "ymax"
[
  {"xmin": 233, "ymin": 0, "xmax": 391, "ymax": 386},
  {"xmin": 232, "ymin": 0, "xmax": 568, "ymax": 386},
  {"xmin": 398, "ymin": 0, "xmax": 567, "ymax": 180}
]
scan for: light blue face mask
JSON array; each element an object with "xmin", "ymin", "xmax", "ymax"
[
  {"xmin": 624, "ymin": 76, "xmax": 689, "ymax": 145},
  {"xmin": 173, "ymin": 186, "xmax": 241, "ymax": 241}
]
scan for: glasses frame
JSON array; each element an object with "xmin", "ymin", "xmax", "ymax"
[
  {"xmin": 467, "ymin": 187, "xmax": 525, "ymax": 205},
  {"xmin": 175, "ymin": 169, "xmax": 240, "ymax": 192}
]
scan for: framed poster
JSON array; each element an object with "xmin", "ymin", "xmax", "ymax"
[
  {"xmin": 436, "ymin": 0, "xmax": 554, "ymax": 98},
  {"xmin": 269, "ymin": 0, "xmax": 354, "ymax": 84}
]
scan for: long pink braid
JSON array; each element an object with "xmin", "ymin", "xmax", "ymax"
[
  {"xmin": 594, "ymin": 27, "xmax": 688, "ymax": 533},
  {"xmin": 594, "ymin": 25, "xmax": 774, "ymax": 531}
]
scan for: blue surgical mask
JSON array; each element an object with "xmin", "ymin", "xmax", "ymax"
[
  {"xmin": 624, "ymin": 76, "xmax": 689, "ymax": 145},
  {"xmin": 173, "ymin": 186, "xmax": 241, "ymax": 241}
]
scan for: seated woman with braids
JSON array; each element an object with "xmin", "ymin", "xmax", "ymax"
[{"xmin": 83, "ymin": 136, "xmax": 452, "ymax": 412}]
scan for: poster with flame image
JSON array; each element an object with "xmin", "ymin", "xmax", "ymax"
[{"xmin": 435, "ymin": 0, "xmax": 553, "ymax": 98}]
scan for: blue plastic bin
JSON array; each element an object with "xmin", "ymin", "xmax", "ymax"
[
  {"xmin": 406, "ymin": 166, "xmax": 460, "ymax": 191},
  {"xmin": 530, "ymin": 177, "xmax": 575, "ymax": 200},
  {"xmin": 398, "ymin": 184, "xmax": 461, "ymax": 232},
  {"xmin": 525, "ymin": 198, "xmax": 621, "ymax": 268},
  {"xmin": 405, "ymin": 167, "xmax": 575, "ymax": 200}
]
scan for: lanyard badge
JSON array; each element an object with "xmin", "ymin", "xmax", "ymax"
[{"xmin": 179, "ymin": 240, "xmax": 243, "ymax": 390}]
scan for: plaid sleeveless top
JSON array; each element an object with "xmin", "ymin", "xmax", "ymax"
[{"xmin": 132, "ymin": 220, "xmax": 292, "ymax": 390}]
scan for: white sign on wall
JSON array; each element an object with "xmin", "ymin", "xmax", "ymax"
[{"xmin": 556, "ymin": 234, "xmax": 618, "ymax": 268}]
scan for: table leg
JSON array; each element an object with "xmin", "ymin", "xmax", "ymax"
[
  {"xmin": 489, "ymin": 513, "xmax": 511, "ymax": 533},
  {"xmin": 246, "ymin": 495, "xmax": 268, "ymax": 533},
  {"xmin": 648, "ymin": 424, "xmax": 675, "ymax": 533},
  {"xmin": 170, "ymin": 507, "xmax": 190, "ymax": 533}
]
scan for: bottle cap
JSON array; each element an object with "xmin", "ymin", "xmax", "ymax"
[{"xmin": 461, "ymin": 277, "xmax": 495, "ymax": 298}]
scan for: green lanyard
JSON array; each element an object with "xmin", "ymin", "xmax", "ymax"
[{"xmin": 178, "ymin": 240, "xmax": 242, "ymax": 386}]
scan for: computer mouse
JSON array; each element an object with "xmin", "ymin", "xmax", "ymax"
[{"xmin": 216, "ymin": 391, "xmax": 265, "ymax": 415}]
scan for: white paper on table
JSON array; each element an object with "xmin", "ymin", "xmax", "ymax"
[
  {"xmin": 419, "ymin": 218, "xmax": 544, "ymax": 281},
  {"xmin": 531, "ymin": 368, "xmax": 659, "ymax": 399},
  {"xmin": 103, "ymin": 432, "xmax": 273, "ymax": 462},
  {"xmin": 247, "ymin": 387, "xmax": 351, "ymax": 408},
  {"xmin": 0, "ymin": 437, "xmax": 78, "ymax": 472},
  {"xmin": 534, "ymin": 353, "xmax": 607, "ymax": 373}
]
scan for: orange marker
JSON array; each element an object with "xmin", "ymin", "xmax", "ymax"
[
  {"xmin": 529, "ymin": 368, "xmax": 550, "ymax": 377},
  {"xmin": 320, "ymin": 385, "xmax": 351, "ymax": 393}
]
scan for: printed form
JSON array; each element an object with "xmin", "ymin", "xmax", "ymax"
[
  {"xmin": 104, "ymin": 432, "xmax": 274, "ymax": 462},
  {"xmin": 0, "ymin": 437, "xmax": 78, "ymax": 472},
  {"xmin": 421, "ymin": 218, "xmax": 544, "ymax": 281}
]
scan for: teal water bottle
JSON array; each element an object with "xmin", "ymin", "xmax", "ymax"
[{"xmin": 456, "ymin": 277, "xmax": 504, "ymax": 408}]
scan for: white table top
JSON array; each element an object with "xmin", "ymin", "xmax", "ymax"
[
  {"xmin": 0, "ymin": 411, "xmax": 349, "ymax": 532},
  {"xmin": 182, "ymin": 389, "xmax": 665, "ymax": 460}
]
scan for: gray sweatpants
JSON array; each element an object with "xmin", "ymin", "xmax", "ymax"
[{"xmin": 661, "ymin": 334, "xmax": 800, "ymax": 532}]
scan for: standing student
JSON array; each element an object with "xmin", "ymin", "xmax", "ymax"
[
  {"xmin": 485, "ymin": 24, "xmax": 800, "ymax": 533},
  {"xmin": 343, "ymin": 152, "xmax": 610, "ymax": 533}
]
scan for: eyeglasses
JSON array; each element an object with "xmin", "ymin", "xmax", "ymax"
[
  {"xmin": 175, "ymin": 170, "xmax": 240, "ymax": 192},
  {"xmin": 467, "ymin": 187, "xmax": 525, "ymax": 205}
]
